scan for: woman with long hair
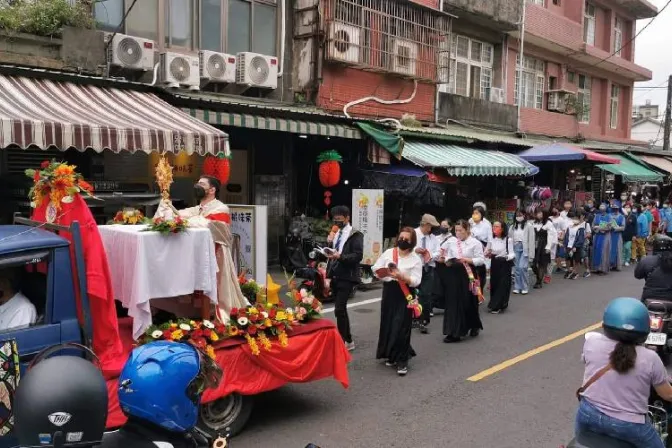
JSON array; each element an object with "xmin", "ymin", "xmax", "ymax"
[
  {"xmin": 511, "ymin": 209, "xmax": 535, "ymax": 295},
  {"xmin": 575, "ymin": 298, "xmax": 672, "ymax": 447},
  {"xmin": 485, "ymin": 221, "xmax": 514, "ymax": 314},
  {"xmin": 442, "ymin": 220, "xmax": 485, "ymax": 343},
  {"xmin": 469, "ymin": 203, "xmax": 492, "ymax": 291},
  {"xmin": 531, "ymin": 209, "xmax": 557, "ymax": 289},
  {"xmin": 372, "ymin": 227, "xmax": 423, "ymax": 376}
]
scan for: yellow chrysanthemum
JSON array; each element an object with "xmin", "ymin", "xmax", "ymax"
[
  {"xmin": 276, "ymin": 311, "xmax": 287, "ymax": 321},
  {"xmin": 245, "ymin": 334, "xmax": 260, "ymax": 356},
  {"xmin": 170, "ymin": 323, "xmax": 178, "ymax": 328},
  {"xmin": 249, "ymin": 308, "xmax": 259, "ymax": 315},
  {"xmin": 257, "ymin": 332, "xmax": 272, "ymax": 351},
  {"xmin": 264, "ymin": 318, "xmax": 273, "ymax": 327},
  {"xmin": 278, "ymin": 331, "xmax": 289, "ymax": 347},
  {"xmin": 209, "ymin": 332, "xmax": 219, "ymax": 342},
  {"xmin": 171, "ymin": 330, "xmax": 184, "ymax": 340},
  {"xmin": 206, "ymin": 345, "xmax": 216, "ymax": 360}
]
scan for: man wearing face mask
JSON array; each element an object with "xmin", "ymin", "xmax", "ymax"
[
  {"xmin": 622, "ymin": 204, "xmax": 637, "ymax": 266},
  {"xmin": 0, "ymin": 268, "xmax": 36, "ymax": 331},
  {"xmin": 414, "ymin": 214, "xmax": 440, "ymax": 334},
  {"xmin": 155, "ymin": 176, "xmax": 249, "ymax": 322}
]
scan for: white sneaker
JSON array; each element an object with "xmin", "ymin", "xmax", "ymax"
[
  {"xmin": 345, "ymin": 341, "xmax": 356, "ymax": 351},
  {"xmin": 521, "ymin": 290, "xmax": 529, "ymax": 295},
  {"xmin": 625, "ymin": 262, "xmax": 630, "ymax": 267},
  {"xmin": 512, "ymin": 290, "xmax": 520, "ymax": 294}
]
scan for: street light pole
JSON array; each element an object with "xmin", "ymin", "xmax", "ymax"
[{"xmin": 663, "ymin": 74, "xmax": 672, "ymax": 151}]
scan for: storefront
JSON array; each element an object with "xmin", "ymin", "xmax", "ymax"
[{"xmin": 595, "ymin": 153, "xmax": 665, "ymax": 203}]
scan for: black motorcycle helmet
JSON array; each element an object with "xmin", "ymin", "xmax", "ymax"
[
  {"xmin": 13, "ymin": 343, "xmax": 107, "ymax": 448},
  {"xmin": 653, "ymin": 234, "xmax": 672, "ymax": 255}
]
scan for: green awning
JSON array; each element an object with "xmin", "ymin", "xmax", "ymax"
[
  {"xmin": 402, "ymin": 140, "xmax": 539, "ymax": 177},
  {"xmin": 186, "ymin": 108, "xmax": 362, "ymax": 139},
  {"xmin": 356, "ymin": 122, "xmax": 404, "ymax": 157},
  {"xmin": 597, "ymin": 154, "xmax": 664, "ymax": 183}
]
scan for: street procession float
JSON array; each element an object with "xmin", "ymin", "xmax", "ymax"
[{"xmin": 0, "ymin": 156, "xmax": 351, "ymax": 441}]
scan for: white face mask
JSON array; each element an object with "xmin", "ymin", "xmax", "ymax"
[{"xmin": 516, "ymin": 216, "xmax": 524, "ymax": 222}]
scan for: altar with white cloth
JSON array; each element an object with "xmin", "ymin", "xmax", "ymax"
[{"xmin": 99, "ymin": 225, "xmax": 218, "ymax": 339}]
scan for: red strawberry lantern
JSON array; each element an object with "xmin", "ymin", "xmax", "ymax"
[
  {"xmin": 202, "ymin": 155, "xmax": 217, "ymax": 176},
  {"xmin": 317, "ymin": 150, "xmax": 342, "ymax": 188},
  {"xmin": 202, "ymin": 153, "xmax": 230, "ymax": 184}
]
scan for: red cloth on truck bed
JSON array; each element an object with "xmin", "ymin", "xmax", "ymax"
[{"xmin": 105, "ymin": 318, "xmax": 351, "ymax": 428}]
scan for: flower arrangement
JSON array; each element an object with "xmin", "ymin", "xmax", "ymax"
[
  {"xmin": 112, "ymin": 209, "xmax": 146, "ymax": 225},
  {"xmin": 238, "ymin": 272, "xmax": 262, "ymax": 303},
  {"xmin": 25, "ymin": 160, "xmax": 95, "ymax": 209},
  {"xmin": 229, "ymin": 304, "xmax": 293, "ymax": 355},
  {"xmin": 140, "ymin": 319, "xmax": 227, "ymax": 360},
  {"xmin": 284, "ymin": 271, "xmax": 323, "ymax": 323},
  {"xmin": 144, "ymin": 215, "xmax": 188, "ymax": 234}
]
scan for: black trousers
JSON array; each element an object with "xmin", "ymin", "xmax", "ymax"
[
  {"xmin": 419, "ymin": 266, "xmax": 435, "ymax": 324},
  {"xmin": 332, "ymin": 279, "xmax": 356, "ymax": 343}
]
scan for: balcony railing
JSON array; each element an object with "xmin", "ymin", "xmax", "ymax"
[{"xmin": 322, "ymin": 0, "xmax": 451, "ymax": 82}]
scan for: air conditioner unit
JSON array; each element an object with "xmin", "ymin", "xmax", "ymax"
[
  {"xmin": 107, "ymin": 33, "xmax": 155, "ymax": 71},
  {"xmin": 391, "ymin": 39, "xmax": 417, "ymax": 77},
  {"xmin": 490, "ymin": 87, "xmax": 505, "ymax": 104},
  {"xmin": 160, "ymin": 52, "xmax": 200, "ymax": 89},
  {"xmin": 328, "ymin": 22, "xmax": 361, "ymax": 64},
  {"xmin": 236, "ymin": 52, "xmax": 278, "ymax": 89},
  {"xmin": 548, "ymin": 90, "xmax": 573, "ymax": 113},
  {"xmin": 199, "ymin": 50, "xmax": 236, "ymax": 84}
]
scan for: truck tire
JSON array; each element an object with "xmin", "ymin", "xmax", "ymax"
[{"xmin": 198, "ymin": 393, "xmax": 254, "ymax": 438}]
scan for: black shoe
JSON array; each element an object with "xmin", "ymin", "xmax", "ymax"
[
  {"xmin": 443, "ymin": 336, "xmax": 461, "ymax": 343},
  {"xmin": 564, "ymin": 271, "xmax": 571, "ymax": 279},
  {"xmin": 470, "ymin": 328, "xmax": 480, "ymax": 337},
  {"xmin": 397, "ymin": 363, "xmax": 408, "ymax": 376},
  {"xmin": 419, "ymin": 324, "xmax": 429, "ymax": 334},
  {"xmin": 533, "ymin": 283, "xmax": 542, "ymax": 289}
]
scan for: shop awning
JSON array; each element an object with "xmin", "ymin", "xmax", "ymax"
[
  {"xmin": 0, "ymin": 75, "xmax": 228, "ymax": 155},
  {"xmin": 597, "ymin": 154, "xmax": 664, "ymax": 182},
  {"xmin": 402, "ymin": 140, "xmax": 538, "ymax": 176},
  {"xmin": 187, "ymin": 108, "xmax": 362, "ymax": 140},
  {"xmin": 356, "ymin": 122, "xmax": 404, "ymax": 156},
  {"xmin": 638, "ymin": 155, "xmax": 672, "ymax": 175},
  {"xmin": 517, "ymin": 143, "xmax": 620, "ymax": 164}
]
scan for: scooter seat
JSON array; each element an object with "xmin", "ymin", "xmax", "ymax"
[
  {"xmin": 645, "ymin": 299, "xmax": 672, "ymax": 313},
  {"xmin": 568, "ymin": 431, "xmax": 636, "ymax": 448}
]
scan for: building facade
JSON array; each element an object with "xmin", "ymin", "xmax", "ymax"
[
  {"xmin": 631, "ymin": 116, "xmax": 662, "ymax": 146},
  {"xmin": 633, "ymin": 99, "xmax": 660, "ymax": 120}
]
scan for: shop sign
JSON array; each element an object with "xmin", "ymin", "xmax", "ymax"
[
  {"xmin": 229, "ymin": 205, "xmax": 268, "ymax": 283},
  {"xmin": 352, "ymin": 189, "xmax": 384, "ymax": 265}
]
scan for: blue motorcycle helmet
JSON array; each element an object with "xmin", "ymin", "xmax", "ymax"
[
  {"xmin": 603, "ymin": 297, "xmax": 650, "ymax": 344},
  {"xmin": 118, "ymin": 341, "xmax": 222, "ymax": 432}
]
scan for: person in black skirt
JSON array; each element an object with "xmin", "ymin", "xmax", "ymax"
[
  {"xmin": 485, "ymin": 221, "xmax": 514, "ymax": 314},
  {"xmin": 443, "ymin": 220, "xmax": 485, "ymax": 343},
  {"xmin": 372, "ymin": 227, "xmax": 423, "ymax": 376},
  {"xmin": 531, "ymin": 209, "xmax": 557, "ymax": 289}
]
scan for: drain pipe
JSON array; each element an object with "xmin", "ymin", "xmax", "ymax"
[
  {"xmin": 435, "ymin": 0, "xmax": 448, "ymax": 124},
  {"xmin": 343, "ymin": 80, "xmax": 418, "ymax": 119},
  {"xmin": 277, "ymin": 0, "xmax": 286, "ymax": 78},
  {"xmin": 516, "ymin": 0, "xmax": 527, "ymax": 134}
]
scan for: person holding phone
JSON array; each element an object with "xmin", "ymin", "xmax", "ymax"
[{"xmin": 372, "ymin": 227, "xmax": 422, "ymax": 376}]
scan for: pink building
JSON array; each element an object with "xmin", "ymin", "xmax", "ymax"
[{"xmin": 511, "ymin": 0, "xmax": 657, "ymax": 144}]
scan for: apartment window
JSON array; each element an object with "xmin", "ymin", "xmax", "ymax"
[
  {"xmin": 584, "ymin": 3, "xmax": 596, "ymax": 46},
  {"xmin": 610, "ymin": 84, "xmax": 620, "ymax": 129},
  {"xmin": 514, "ymin": 54, "xmax": 545, "ymax": 109},
  {"xmin": 577, "ymin": 74, "xmax": 592, "ymax": 123},
  {"xmin": 200, "ymin": 0, "xmax": 222, "ymax": 51},
  {"xmin": 614, "ymin": 17, "xmax": 623, "ymax": 56},
  {"xmin": 166, "ymin": 0, "xmax": 194, "ymax": 48},
  {"xmin": 94, "ymin": 0, "xmax": 159, "ymax": 42},
  {"xmin": 228, "ymin": 0, "xmax": 277, "ymax": 56},
  {"xmin": 447, "ymin": 35, "xmax": 494, "ymax": 100}
]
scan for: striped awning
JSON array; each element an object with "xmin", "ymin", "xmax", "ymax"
[
  {"xmin": 0, "ymin": 75, "xmax": 229, "ymax": 156},
  {"xmin": 402, "ymin": 140, "xmax": 539, "ymax": 177},
  {"xmin": 187, "ymin": 108, "xmax": 362, "ymax": 140}
]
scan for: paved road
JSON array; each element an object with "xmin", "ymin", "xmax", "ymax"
[{"xmin": 234, "ymin": 268, "xmax": 645, "ymax": 448}]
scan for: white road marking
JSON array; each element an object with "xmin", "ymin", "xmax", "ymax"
[{"xmin": 322, "ymin": 297, "xmax": 382, "ymax": 314}]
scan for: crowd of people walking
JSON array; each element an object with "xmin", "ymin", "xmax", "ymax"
[{"xmin": 325, "ymin": 195, "xmax": 672, "ymax": 376}]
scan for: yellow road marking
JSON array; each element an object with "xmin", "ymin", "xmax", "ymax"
[{"xmin": 467, "ymin": 321, "xmax": 603, "ymax": 382}]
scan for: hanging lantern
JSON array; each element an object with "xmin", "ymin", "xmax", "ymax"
[
  {"xmin": 213, "ymin": 156, "xmax": 231, "ymax": 184},
  {"xmin": 202, "ymin": 155, "xmax": 217, "ymax": 176},
  {"xmin": 317, "ymin": 150, "xmax": 343, "ymax": 188},
  {"xmin": 324, "ymin": 191, "xmax": 332, "ymax": 207}
]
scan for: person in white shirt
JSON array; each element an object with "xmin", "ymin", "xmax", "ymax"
[
  {"xmin": 414, "ymin": 213, "xmax": 440, "ymax": 334},
  {"xmin": 0, "ymin": 269, "xmax": 37, "ymax": 331},
  {"xmin": 373, "ymin": 227, "xmax": 423, "ymax": 376},
  {"xmin": 433, "ymin": 219, "xmax": 454, "ymax": 311},
  {"xmin": 442, "ymin": 219, "xmax": 485, "ymax": 343},
  {"xmin": 469, "ymin": 203, "xmax": 492, "ymax": 291},
  {"xmin": 511, "ymin": 209, "xmax": 536, "ymax": 295},
  {"xmin": 550, "ymin": 206, "xmax": 569, "ymax": 279},
  {"xmin": 531, "ymin": 210, "xmax": 558, "ymax": 289},
  {"xmin": 485, "ymin": 221, "xmax": 515, "ymax": 314}
]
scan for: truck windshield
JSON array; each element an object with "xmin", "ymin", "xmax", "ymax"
[{"xmin": 0, "ymin": 252, "xmax": 49, "ymax": 334}]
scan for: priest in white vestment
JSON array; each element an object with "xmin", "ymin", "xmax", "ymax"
[{"xmin": 155, "ymin": 176, "xmax": 249, "ymax": 323}]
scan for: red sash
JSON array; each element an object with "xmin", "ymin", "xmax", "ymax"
[{"xmin": 393, "ymin": 248, "xmax": 422, "ymax": 318}]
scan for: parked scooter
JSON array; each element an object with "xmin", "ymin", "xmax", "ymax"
[
  {"xmin": 295, "ymin": 247, "xmax": 332, "ymax": 302},
  {"xmin": 644, "ymin": 299, "xmax": 672, "ymax": 366}
]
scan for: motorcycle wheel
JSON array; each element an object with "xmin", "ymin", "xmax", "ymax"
[{"xmin": 198, "ymin": 393, "xmax": 254, "ymax": 438}]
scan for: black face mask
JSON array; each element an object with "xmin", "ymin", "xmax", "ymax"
[
  {"xmin": 334, "ymin": 221, "xmax": 345, "ymax": 229},
  {"xmin": 439, "ymin": 227, "xmax": 450, "ymax": 234},
  {"xmin": 397, "ymin": 240, "xmax": 413, "ymax": 250},
  {"xmin": 194, "ymin": 184, "xmax": 206, "ymax": 200}
]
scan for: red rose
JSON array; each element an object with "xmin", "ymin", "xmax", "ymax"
[
  {"xmin": 192, "ymin": 329, "xmax": 203, "ymax": 339},
  {"xmin": 33, "ymin": 172, "xmax": 40, "ymax": 182},
  {"xmin": 268, "ymin": 309, "xmax": 277, "ymax": 319},
  {"xmin": 248, "ymin": 326, "xmax": 257, "ymax": 335},
  {"xmin": 230, "ymin": 308, "xmax": 239, "ymax": 316},
  {"xmin": 162, "ymin": 330, "xmax": 172, "ymax": 339},
  {"xmin": 203, "ymin": 329, "xmax": 212, "ymax": 338},
  {"xmin": 40, "ymin": 161, "xmax": 50, "ymax": 169},
  {"xmin": 215, "ymin": 324, "xmax": 225, "ymax": 333}
]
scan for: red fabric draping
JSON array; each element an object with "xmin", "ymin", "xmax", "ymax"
[
  {"xmin": 105, "ymin": 318, "xmax": 351, "ymax": 429},
  {"xmin": 32, "ymin": 195, "xmax": 125, "ymax": 376},
  {"xmin": 208, "ymin": 212, "xmax": 231, "ymax": 224},
  {"xmin": 578, "ymin": 148, "xmax": 621, "ymax": 164}
]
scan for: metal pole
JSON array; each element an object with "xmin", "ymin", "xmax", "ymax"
[
  {"xmin": 516, "ymin": 0, "xmax": 527, "ymax": 134},
  {"xmin": 664, "ymin": 74, "xmax": 672, "ymax": 151}
]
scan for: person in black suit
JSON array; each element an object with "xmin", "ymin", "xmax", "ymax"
[{"xmin": 327, "ymin": 206, "xmax": 364, "ymax": 351}]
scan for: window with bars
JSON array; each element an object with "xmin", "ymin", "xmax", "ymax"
[
  {"xmin": 610, "ymin": 84, "xmax": 620, "ymax": 129},
  {"xmin": 614, "ymin": 17, "xmax": 623, "ymax": 57},
  {"xmin": 442, "ymin": 34, "xmax": 494, "ymax": 100},
  {"xmin": 578, "ymin": 74, "xmax": 592, "ymax": 123},
  {"xmin": 584, "ymin": 3, "xmax": 596, "ymax": 46},
  {"xmin": 514, "ymin": 54, "xmax": 545, "ymax": 109}
]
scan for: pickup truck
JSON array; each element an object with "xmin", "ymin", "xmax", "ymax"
[{"xmin": 0, "ymin": 217, "xmax": 350, "ymax": 445}]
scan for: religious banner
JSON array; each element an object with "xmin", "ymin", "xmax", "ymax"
[
  {"xmin": 229, "ymin": 205, "xmax": 268, "ymax": 283},
  {"xmin": 352, "ymin": 189, "xmax": 384, "ymax": 265},
  {"xmin": 0, "ymin": 339, "xmax": 20, "ymax": 436}
]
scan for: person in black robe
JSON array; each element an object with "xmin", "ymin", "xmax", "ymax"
[{"xmin": 485, "ymin": 221, "xmax": 515, "ymax": 313}]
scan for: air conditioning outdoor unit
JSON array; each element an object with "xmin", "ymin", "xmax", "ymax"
[
  {"xmin": 199, "ymin": 50, "xmax": 237, "ymax": 84},
  {"xmin": 328, "ymin": 22, "xmax": 361, "ymax": 64},
  {"xmin": 107, "ymin": 33, "xmax": 155, "ymax": 71},
  {"xmin": 236, "ymin": 52, "xmax": 278, "ymax": 89},
  {"xmin": 160, "ymin": 52, "xmax": 200, "ymax": 89},
  {"xmin": 489, "ymin": 87, "xmax": 505, "ymax": 104},
  {"xmin": 390, "ymin": 39, "xmax": 417, "ymax": 77},
  {"xmin": 548, "ymin": 90, "xmax": 572, "ymax": 113}
]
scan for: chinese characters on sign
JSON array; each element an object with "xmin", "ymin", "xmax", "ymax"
[
  {"xmin": 229, "ymin": 206, "xmax": 256, "ymax": 278},
  {"xmin": 352, "ymin": 189, "xmax": 384, "ymax": 265}
]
